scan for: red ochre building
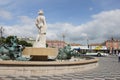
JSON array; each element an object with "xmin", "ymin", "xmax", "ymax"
[
  {"xmin": 46, "ymin": 40, "xmax": 66, "ymax": 48},
  {"xmin": 89, "ymin": 38, "xmax": 120, "ymax": 54},
  {"xmin": 46, "ymin": 40, "xmax": 81, "ymax": 48},
  {"xmin": 105, "ymin": 38, "xmax": 120, "ymax": 54}
]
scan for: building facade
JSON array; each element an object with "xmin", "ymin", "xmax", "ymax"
[
  {"xmin": 106, "ymin": 38, "xmax": 120, "ymax": 54},
  {"xmin": 46, "ymin": 40, "xmax": 66, "ymax": 48}
]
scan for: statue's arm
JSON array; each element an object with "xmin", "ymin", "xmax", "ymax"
[
  {"xmin": 35, "ymin": 18, "xmax": 41, "ymax": 29},
  {"xmin": 35, "ymin": 18, "xmax": 39, "ymax": 27},
  {"xmin": 43, "ymin": 16, "xmax": 46, "ymax": 26}
]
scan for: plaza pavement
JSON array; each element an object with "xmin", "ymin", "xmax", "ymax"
[{"xmin": 0, "ymin": 55, "xmax": 120, "ymax": 80}]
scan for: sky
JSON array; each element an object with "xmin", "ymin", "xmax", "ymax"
[{"xmin": 0, "ymin": 0, "xmax": 120, "ymax": 45}]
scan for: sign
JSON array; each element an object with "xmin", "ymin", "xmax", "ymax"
[{"xmin": 95, "ymin": 46, "xmax": 102, "ymax": 50}]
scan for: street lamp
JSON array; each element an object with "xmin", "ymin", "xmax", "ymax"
[
  {"xmin": 62, "ymin": 33, "xmax": 65, "ymax": 42},
  {"xmin": 111, "ymin": 37, "xmax": 114, "ymax": 55},
  {"xmin": 87, "ymin": 39, "xmax": 89, "ymax": 48},
  {"xmin": 0, "ymin": 26, "xmax": 4, "ymax": 43},
  {"xmin": 62, "ymin": 33, "xmax": 65, "ymax": 48}
]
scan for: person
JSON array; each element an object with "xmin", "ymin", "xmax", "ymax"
[
  {"xmin": 118, "ymin": 52, "xmax": 120, "ymax": 62},
  {"xmin": 33, "ymin": 10, "xmax": 47, "ymax": 48}
]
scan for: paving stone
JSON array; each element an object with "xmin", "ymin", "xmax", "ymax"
[
  {"xmin": 72, "ymin": 79, "xmax": 80, "ymax": 80},
  {"xmin": 105, "ymin": 78, "xmax": 115, "ymax": 80},
  {"xmin": 116, "ymin": 77, "xmax": 120, "ymax": 80},
  {"xmin": 13, "ymin": 78, "xmax": 25, "ymax": 80},
  {"xmin": 0, "ymin": 78, "xmax": 4, "ymax": 80},
  {"xmin": 25, "ymin": 77, "xmax": 38, "ymax": 80},
  {"xmin": 104, "ymin": 75, "xmax": 115, "ymax": 78},
  {"xmin": 94, "ymin": 78, "xmax": 105, "ymax": 80},
  {"xmin": 30, "ymin": 75, "xmax": 40, "ymax": 78},
  {"xmin": 70, "ymin": 76, "xmax": 83, "ymax": 79},
  {"xmin": 41, "ymin": 75, "xmax": 51, "ymax": 77},
  {"xmin": 18, "ymin": 76, "xmax": 28, "ymax": 79},
  {"xmin": 1, "ymin": 78, "xmax": 13, "ymax": 80},
  {"xmin": 49, "ymin": 77, "xmax": 62, "ymax": 80},
  {"xmin": 51, "ymin": 76, "xmax": 62, "ymax": 79},
  {"xmin": 61, "ymin": 77, "xmax": 72, "ymax": 80},
  {"xmin": 84, "ymin": 76, "xmax": 94, "ymax": 79},
  {"xmin": 38, "ymin": 77, "xmax": 48, "ymax": 80},
  {"xmin": 0, "ymin": 76, "xmax": 7, "ymax": 78},
  {"xmin": 6, "ymin": 76, "xmax": 16, "ymax": 79},
  {"xmin": 96, "ymin": 76, "xmax": 105, "ymax": 79},
  {"xmin": 73, "ymin": 77, "xmax": 84, "ymax": 80},
  {"xmin": 84, "ymin": 79, "xmax": 94, "ymax": 80}
]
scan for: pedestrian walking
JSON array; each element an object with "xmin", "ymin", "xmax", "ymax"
[{"xmin": 118, "ymin": 52, "xmax": 120, "ymax": 62}]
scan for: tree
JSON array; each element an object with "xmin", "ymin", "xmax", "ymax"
[
  {"xmin": 0, "ymin": 37, "xmax": 5, "ymax": 44},
  {"xmin": 5, "ymin": 36, "xmax": 19, "ymax": 44},
  {"xmin": 46, "ymin": 43, "xmax": 48, "ymax": 47},
  {"xmin": 18, "ymin": 40, "xmax": 32, "ymax": 47},
  {"xmin": 5, "ymin": 36, "xmax": 32, "ymax": 47}
]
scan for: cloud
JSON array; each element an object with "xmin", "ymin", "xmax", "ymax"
[
  {"xmin": 91, "ymin": 9, "xmax": 120, "ymax": 39},
  {"xmin": 3, "ymin": 15, "xmax": 37, "ymax": 38},
  {"xmin": 3, "ymin": 9, "xmax": 120, "ymax": 45},
  {"xmin": 46, "ymin": 9, "xmax": 120, "ymax": 44},
  {"xmin": 0, "ymin": 0, "xmax": 12, "ymax": 5},
  {"xmin": 4, "ymin": 24, "xmax": 36, "ymax": 38},
  {"xmin": 47, "ymin": 23, "xmax": 74, "ymax": 40},
  {"xmin": 0, "ymin": 9, "xmax": 13, "ymax": 20},
  {"xmin": 89, "ymin": 7, "xmax": 93, "ymax": 11},
  {"xmin": 18, "ymin": 16, "xmax": 35, "ymax": 25}
]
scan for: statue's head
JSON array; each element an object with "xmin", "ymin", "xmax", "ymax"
[{"xmin": 38, "ymin": 10, "xmax": 44, "ymax": 15}]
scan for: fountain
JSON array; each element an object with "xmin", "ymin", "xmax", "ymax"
[{"xmin": 0, "ymin": 10, "xmax": 98, "ymax": 76}]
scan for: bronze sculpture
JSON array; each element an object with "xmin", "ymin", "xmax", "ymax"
[{"xmin": 0, "ymin": 36, "xmax": 31, "ymax": 61}]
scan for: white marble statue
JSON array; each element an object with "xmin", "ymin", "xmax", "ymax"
[{"xmin": 33, "ymin": 10, "xmax": 47, "ymax": 48}]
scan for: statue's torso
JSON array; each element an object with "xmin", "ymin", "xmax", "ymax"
[
  {"xmin": 36, "ymin": 16, "xmax": 45, "ymax": 26},
  {"xmin": 36, "ymin": 15, "xmax": 47, "ymax": 33}
]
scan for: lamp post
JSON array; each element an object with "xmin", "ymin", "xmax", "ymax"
[
  {"xmin": 62, "ymin": 33, "xmax": 65, "ymax": 47},
  {"xmin": 0, "ymin": 26, "xmax": 4, "ymax": 43},
  {"xmin": 111, "ymin": 37, "xmax": 114, "ymax": 55},
  {"xmin": 87, "ymin": 39, "xmax": 89, "ymax": 48},
  {"xmin": 62, "ymin": 34, "xmax": 65, "ymax": 42}
]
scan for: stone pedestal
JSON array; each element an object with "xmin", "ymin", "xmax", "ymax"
[{"xmin": 22, "ymin": 47, "xmax": 58, "ymax": 61}]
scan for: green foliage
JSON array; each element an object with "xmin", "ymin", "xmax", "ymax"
[
  {"xmin": 46, "ymin": 43, "xmax": 48, "ymax": 47},
  {"xmin": 3, "ymin": 36, "xmax": 32, "ymax": 47},
  {"xmin": 81, "ymin": 51, "xmax": 86, "ymax": 54},
  {"xmin": 5, "ymin": 36, "xmax": 18, "ymax": 44},
  {"xmin": 0, "ymin": 37, "xmax": 6, "ymax": 44},
  {"xmin": 18, "ymin": 40, "xmax": 32, "ymax": 47}
]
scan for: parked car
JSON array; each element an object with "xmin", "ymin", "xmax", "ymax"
[{"xmin": 85, "ymin": 52, "xmax": 108, "ymax": 57}]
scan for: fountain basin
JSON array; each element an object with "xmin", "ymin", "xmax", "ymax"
[{"xmin": 0, "ymin": 57, "xmax": 98, "ymax": 76}]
